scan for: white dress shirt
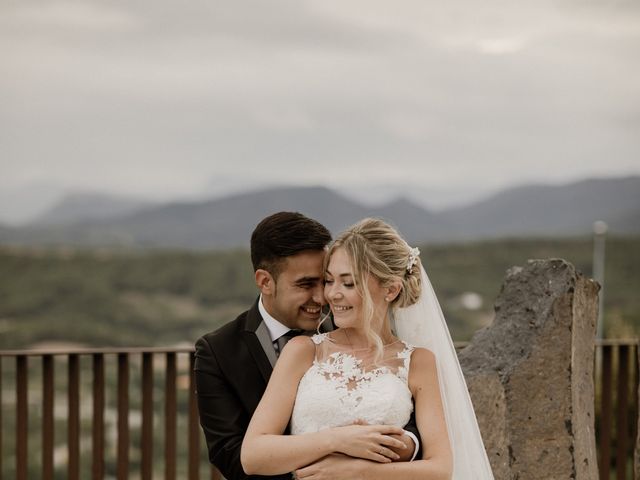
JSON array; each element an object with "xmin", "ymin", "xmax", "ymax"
[{"xmin": 259, "ymin": 294, "xmax": 291, "ymax": 343}]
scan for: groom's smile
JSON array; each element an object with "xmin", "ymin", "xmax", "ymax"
[{"xmin": 300, "ymin": 304, "xmax": 321, "ymax": 317}]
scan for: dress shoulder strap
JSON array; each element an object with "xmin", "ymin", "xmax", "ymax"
[
  {"xmin": 309, "ymin": 333, "xmax": 333, "ymax": 363},
  {"xmin": 310, "ymin": 333, "xmax": 328, "ymax": 345},
  {"xmin": 396, "ymin": 341, "xmax": 415, "ymax": 383}
]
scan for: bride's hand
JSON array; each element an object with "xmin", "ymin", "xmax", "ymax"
[{"xmin": 328, "ymin": 424, "xmax": 407, "ymax": 462}]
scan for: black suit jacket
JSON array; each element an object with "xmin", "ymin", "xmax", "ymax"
[
  {"xmin": 195, "ymin": 298, "xmax": 282, "ymax": 480},
  {"xmin": 195, "ymin": 298, "xmax": 421, "ymax": 480}
]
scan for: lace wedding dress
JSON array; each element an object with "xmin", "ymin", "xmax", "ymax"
[
  {"xmin": 290, "ymin": 333, "xmax": 415, "ymax": 434},
  {"xmin": 288, "ymin": 263, "xmax": 495, "ymax": 479}
]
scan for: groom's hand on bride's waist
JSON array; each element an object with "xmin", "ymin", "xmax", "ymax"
[
  {"xmin": 350, "ymin": 419, "xmax": 415, "ymax": 462},
  {"xmin": 294, "ymin": 454, "xmax": 371, "ymax": 480},
  {"xmin": 293, "ymin": 433, "xmax": 415, "ymax": 480},
  {"xmin": 388, "ymin": 432, "xmax": 415, "ymax": 461}
]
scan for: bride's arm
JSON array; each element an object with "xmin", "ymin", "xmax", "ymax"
[
  {"xmin": 294, "ymin": 348, "xmax": 453, "ymax": 480},
  {"xmin": 241, "ymin": 336, "xmax": 407, "ymax": 476}
]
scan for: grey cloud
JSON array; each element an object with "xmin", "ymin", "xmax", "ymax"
[{"xmin": 1, "ymin": 0, "xmax": 639, "ymax": 213}]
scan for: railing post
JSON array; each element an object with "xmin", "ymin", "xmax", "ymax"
[
  {"xmin": 42, "ymin": 355, "xmax": 54, "ymax": 480},
  {"xmin": 635, "ymin": 345, "xmax": 639, "ymax": 480},
  {"xmin": 92, "ymin": 353, "xmax": 105, "ymax": 480},
  {"xmin": 0, "ymin": 347, "xmax": 206, "ymax": 479},
  {"xmin": 617, "ymin": 345, "xmax": 630, "ymax": 480},
  {"xmin": 117, "ymin": 353, "xmax": 129, "ymax": 480},
  {"xmin": 16, "ymin": 355, "xmax": 27, "ymax": 480},
  {"xmin": 600, "ymin": 344, "xmax": 613, "ymax": 478},
  {"xmin": 68, "ymin": 354, "xmax": 80, "ymax": 480},
  {"xmin": 189, "ymin": 352, "xmax": 199, "ymax": 480},
  {"xmin": 165, "ymin": 352, "xmax": 177, "ymax": 480},
  {"xmin": 141, "ymin": 352, "xmax": 154, "ymax": 480},
  {"xmin": 0, "ymin": 356, "xmax": 3, "ymax": 480}
]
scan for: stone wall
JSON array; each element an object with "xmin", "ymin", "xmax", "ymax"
[{"xmin": 459, "ymin": 259, "xmax": 599, "ymax": 479}]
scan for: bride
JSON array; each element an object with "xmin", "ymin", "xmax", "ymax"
[{"xmin": 241, "ymin": 218, "xmax": 494, "ymax": 479}]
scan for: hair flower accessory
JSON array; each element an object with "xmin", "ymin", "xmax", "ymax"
[{"xmin": 406, "ymin": 247, "xmax": 420, "ymax": 274}]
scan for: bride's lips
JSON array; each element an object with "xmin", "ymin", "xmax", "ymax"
[{"xmin": 331, "ymin": 305, "xmax": 353, "ymax": 314}]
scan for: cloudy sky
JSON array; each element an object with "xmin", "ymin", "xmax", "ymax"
[{"xmin": 1, "ymin": 0, "xmax": 639, "ymax": 223}]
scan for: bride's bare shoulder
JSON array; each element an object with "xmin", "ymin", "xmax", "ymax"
[
  {"xmin": 280, "ymin": 335, "xmax": 316, "ymax": 359},
  {"xmin": 409, "ymin": 348, "xmax": 438, "ymax": 379},
  {"xmin": 408, "ymin": 349, "xmax": 440, "ymax": 398}
]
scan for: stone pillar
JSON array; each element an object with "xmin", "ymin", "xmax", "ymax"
[{"xmin": 459, "ymin": 259, "xmax": 599, "ymax": 480}]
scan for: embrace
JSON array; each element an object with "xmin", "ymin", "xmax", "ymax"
[{"xmin": 195, "ymin": 212, "xmax": 494, "ymax": 479}]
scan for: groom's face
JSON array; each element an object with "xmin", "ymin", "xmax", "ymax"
[{"xmin": 263, "ymin": 250, "xmax": 326, "ymax": 331}]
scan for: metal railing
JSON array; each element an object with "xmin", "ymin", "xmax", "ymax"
[
  {"xmin": 0, "ymin": 341, "xmax": 638, "ymax": 479},
  {"xmin": 0, "ymin": 347, "xmax": 221, "ymax": 480},
  {"xmin": 596, "ymin": 340, "xmax": 639, "ymax": 480}
]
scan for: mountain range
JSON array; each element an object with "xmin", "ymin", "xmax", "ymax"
[{"xmin": 0, "ymin": 176, "xmax": 638, "ymax": 249}]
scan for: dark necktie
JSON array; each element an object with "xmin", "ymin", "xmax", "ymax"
[{"xmin": 275, "ymin": 329, "xmax": 304, "ymax": 357}]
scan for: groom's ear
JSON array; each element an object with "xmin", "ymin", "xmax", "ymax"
[{"xmin": 255, "ymin": 269, "xmax": 275, "ymax": 295}]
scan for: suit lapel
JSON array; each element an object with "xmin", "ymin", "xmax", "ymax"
[
  {"xmin": 241, "ymin": 299, "xmax": 274, "ymax": 383},
  {"xmin": 256, "ymin": 320, "xmax": 277, "ymax": 367}
]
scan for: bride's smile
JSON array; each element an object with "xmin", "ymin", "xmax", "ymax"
[{"xmin": 331, "ymin": 305, "xmax": 352, "ymax": 312}]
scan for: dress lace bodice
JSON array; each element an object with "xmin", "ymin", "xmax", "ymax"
[{"xmin": 290, "ymin": 333, "xmax": 415, "ymax": 435}]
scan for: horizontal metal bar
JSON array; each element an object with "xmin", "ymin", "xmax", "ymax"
[
  {"xmin": 0, "ymin": 346, "xmax": 195, "ymax": 356},
  {"xmin": 596, "ymin": 339, "xmax": 640, "ymax": 347}
]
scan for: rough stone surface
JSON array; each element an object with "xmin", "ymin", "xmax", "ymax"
[{"xmin": 459, "ymin": 259, "xmax": 599, "ymax": 480}]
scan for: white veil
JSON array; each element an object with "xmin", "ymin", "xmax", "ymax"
[{"xmin": 393, "ymin": 264, "xmax": 494, "ymax": 479}]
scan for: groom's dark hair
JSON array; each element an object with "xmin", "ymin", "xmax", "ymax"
[{"xmin": 251, "ymin": 211, "xmax": 331, "ymax": 278}]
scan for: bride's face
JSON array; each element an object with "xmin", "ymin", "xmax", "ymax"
[{"xmin": 324, "ymin": 247, "xmax": 388, "ymax": 330}]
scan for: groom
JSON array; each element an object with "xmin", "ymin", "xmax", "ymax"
[{"xmin": 195, "ymin": 212, "xmax": 419, "ymax": 479}]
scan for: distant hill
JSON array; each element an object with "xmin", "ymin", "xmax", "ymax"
[
  {"xmin": 32, "ymin": 192, "xmax": 154, "ymax": 225},
  {"xmin": 0, "ymin": 176, "xmax": 638, "ymax": 249},
  {"xmin": 443, "ymin": 177, "xmax": 640, "ymax": 237}
]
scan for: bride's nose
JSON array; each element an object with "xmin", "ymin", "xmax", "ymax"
[{"xmin": 327, "ymin": 288, "xmax": 343, "ymax": 301}]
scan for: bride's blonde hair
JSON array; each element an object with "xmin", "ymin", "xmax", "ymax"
[{"xmin": 324, "ymin": 218, "xmax": 422, "ymax": 361}]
